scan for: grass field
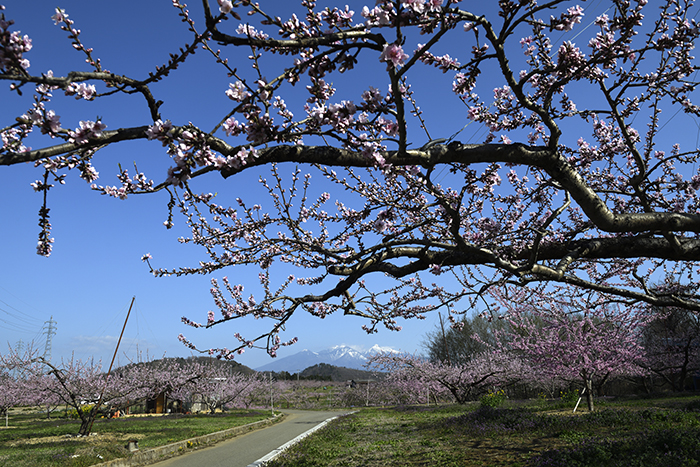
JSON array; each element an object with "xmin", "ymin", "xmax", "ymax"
[
  {"xmin": 266, "ymin": 394, "xmax": 700, "ymax": 467},
  {"xmin": 3, "ymin": 394, "xmax": 700, "ymax": 467},
  {"xmin": 0, "ymin": 409, "xmax": 271, "ymax": 467}
]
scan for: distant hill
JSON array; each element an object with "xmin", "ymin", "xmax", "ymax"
[
  {"xmin": 115, "ymin": 356, "xmax": 384, "ymax": 383},
  {"xmin": 116, "ymin": 355, "xmax": 256, "ymax": 375},
  {"xmin": 255, "ymin": 344, "xmax": 398, "ymax": 372},
  {"xmin": 299, "ymin": 363, "xmax": 384, "ymax": 382}
]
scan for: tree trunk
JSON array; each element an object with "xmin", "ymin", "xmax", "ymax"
[
  {"xmin": 78, "ymin": 415, "xmax": 93, "ymax": 437},
  {"xmin": 584, "ymin": 377, "xmax": 594, "ymax": 412},
  {"xmin": 77, "ymin": 406, "xmax": 98, "ymax": 436},
  {"xmin": 678, "ymin": 339, "xmax": 692, "ymax": 391},
  {"xmin": 595, "ymin": 372, "xmax": 610, "ymax": 397}
]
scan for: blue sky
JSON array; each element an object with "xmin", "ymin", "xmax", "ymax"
[
  {"xmin": 1, "ymin": 0, "xmax": 458, "ymax": 369},
  {"xmin": 2, "ymin": 1, "xmax": 700, "ymax": 370}
]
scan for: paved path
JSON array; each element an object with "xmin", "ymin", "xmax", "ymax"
[{"xmin": 148, "ymin": 409, "xmax": 347, "ymax": 467}]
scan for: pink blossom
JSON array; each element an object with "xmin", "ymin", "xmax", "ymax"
[
  {"xmin": 146, "ymin": 119, "xmax": 173, "ymax": 146},
  {"xmin": 594, "ymin": 14, "xmax": 609, "ymax": 27},
  {"xmin": 68, "ymin": 120, "xmax": 106, "ymax": 144},
  {"xmin": 65, "ymin": 82, "xmax": 96, "ymax": 100},
  {"xmin": 380, "ymin": 43, "xmax": 409, "ymax": 69},
  {"xmin": 520, "ymin": 36, "xmax": 535, "ymax": 56},
  {"xmin": 51, "ymin": 8, "xmax": 68, "ymax": 25},
  {"xmin": 381, "ymin": 118, "xmax": 399, "ymax": 136},
  {"xmin": 235, "ymin": 23, "xmax": 268, "ymax": 39},
  {"xmin": 1, "ymin": 30, "xmax": 32, "ymax": 71},
  {"xmin": 361, "ymin": 5, "xmax": 392, "ymax": 27},
  {"xmin": 403, "ymin": 0, "xmax": 426, "ymax": 14},
  {"xmin": 551, "ymin": 5, "xmax": 584, "ymax": 32},
  {"xmin": 6, "ymin": 0, "xmax": 700, "ymax": 367},
  {"xmin": 427, "ymin": 0, "xmax": 443, "ymax": 12},
  {"xmin": 361, "ymin": 86, "xmax": 384, "ymax": 110},
  {"xmin": 222, "ymin": 117, "xmax": 244, "ymax": 137},
  {"xmin": 218, "ymin": 0, "xmax": 233, "ymax": 14},
  {"xmin": 40, "ymin": 110, "xmax": 61, "ymax": 135},
  {"xmin": 225, "ymin": 81, "xmax": 250, "ymax": 101}
]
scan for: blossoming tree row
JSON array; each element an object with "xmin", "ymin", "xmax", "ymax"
[{"xmin": 0, "ymin": 346, "xmax": 267, "ymax": 435}]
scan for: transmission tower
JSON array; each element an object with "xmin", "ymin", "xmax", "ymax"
[{"xmin": 42, "ymin": 316, "xmax": 57, "ymax": 363}]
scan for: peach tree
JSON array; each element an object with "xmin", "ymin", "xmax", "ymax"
[{"xmin": 1, "ymin": 0, "xmax": 700, "ymax": 358}]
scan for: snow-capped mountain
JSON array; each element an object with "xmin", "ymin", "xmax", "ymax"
[{"xmin": 254, "ymin": 344, "xmax": 399, "ymax": 372}]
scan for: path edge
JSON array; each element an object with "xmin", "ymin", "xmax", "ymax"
[
  {"xmin": 93, "ymin": 412, "xmax": 285, "ymax": 467},
  {"xmin": 247, "ymin": 410, "xmax": 358, "ymax": 467}
]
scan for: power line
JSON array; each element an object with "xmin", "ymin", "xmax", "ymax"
[
  {"xmin": 0, "ymin": 316, "xmax": 34, "ymax": 332},
  {"xmin": 0, "ymin": 287, "xmax": 46, "ymax": 339},
  {"xmin": 0, "ymin": 301, "xmax": 43, "ymax": 327},
  {"xmin": 0, "ymin": 285, "xmax": 45, "ymax": 323}
]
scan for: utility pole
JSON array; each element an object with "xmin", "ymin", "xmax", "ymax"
[
  {"xmin": 86, "ymin": 297, "xmax": 134, "ymax": 436},
  {"xmin": 42, "ymin": 316, "xmax": 57, "ymax": 363}
]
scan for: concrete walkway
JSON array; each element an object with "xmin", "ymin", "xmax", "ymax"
[{"xmin": 144, "ymin": 409, "xmax": 347, "ymax": 467}]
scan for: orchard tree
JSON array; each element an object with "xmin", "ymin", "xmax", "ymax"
[
  {"xmin": 3, "ymin": 1, "xmax": 700, "ymax": 358},
  {"xmin": 490, "ymin": 285, "xmax": 648, "ymax": 411},
  {"xmin": 363, "ymin": 354, "xmax": 451, "ymax": 405},
  {"xmin": 0, "ymin": 343, "xmax": 53, "ymax": 424},
  {"xmin": 170, "ymin": 365, "xmax": 265, "ymax": 413},
  {"xmin": 423, "ymin": 313, "xmax": 504, "ymax": 365},
  {"xmin": 39, "ymin": 357, "xmax": 141, "ymax": 435},
  {"xmin": 640, "ymin": 279, "xmax": 700, "ymax": 391},
  {"xmin": 368, "ymin": 350, "xmax": 525, "ymax": 403},
  {"xmin": 0, "ymin": 371, "xmax": 23, "ymax": 427},
  {"xmin": 35, "ymin": 356, "xmax": 197, "ymax": 435},
  {"xmin": 642, "ymin": 310, "xmax": 700, "ymax": 390}
]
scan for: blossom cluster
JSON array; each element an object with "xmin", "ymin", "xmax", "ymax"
[
  {"xmin": 92, "ymin": 169, "xmax": 153, "ymax": 200},
  {"xmin": 550, "ymin": 5, "xmax": 584, "ymax": 32},
  {"xmin": 415, "ymin": 44, "xmax": 460, "ymax": 73},
  {"xmin": 68, "ymin": 120, "xmax": 106, "ymax": 145},
  {"xmin": 65, "ymin": 82, "xmax": 96, "ymax": 100},
  {"xmin": 0, "ymin": 13, "xmax": 32, "ymax": 72},
  {"xmin": 379, "ymin": 43, "xmax": 409, "ymax": 69}
]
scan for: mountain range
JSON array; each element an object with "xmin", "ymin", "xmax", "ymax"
[{"xmin": 254, "ymin": 344, "xmax": 398, "ymax": 372}]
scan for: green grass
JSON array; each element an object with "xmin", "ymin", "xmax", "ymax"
[
  {"xmin": 265, "ymin": 395, "xmax": 700, "ymax": 467},
  {"xmin": 0, "ymin": 409, "xmax": 271, "ymax": 467},
  {"xmin": 5, "ymin": 394, "xmax": 700, "ymax": 467}
]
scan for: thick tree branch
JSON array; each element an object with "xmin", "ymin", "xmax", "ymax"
[
  {"xmin": 0, "ymin": 126, "xmax": 150, "ymax": 166},
  {"xmin": 221, "ymin": 143, "xmax": 700, "ymax": 234}
]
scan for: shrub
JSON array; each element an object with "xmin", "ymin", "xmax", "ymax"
[
  {"xmin": 480, "ymin": 389, "xmax": 507, "ymax": 408},
  {"xmin": 67, "ymin": 404, "xmax": 95, "ymax": 420},
  {"xmin": 559, "ymin": 389, "xmax": 580, "ymax": 406}
]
